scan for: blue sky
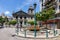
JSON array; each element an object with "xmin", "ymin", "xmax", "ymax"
[{"xmin": 0, "ymin": 0, "xmax": 42, "ymax": 16}]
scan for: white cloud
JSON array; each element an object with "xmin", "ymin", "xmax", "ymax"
[{"xmin": 5, "ymin": 11, "xmax": 10, "ymax": 14}]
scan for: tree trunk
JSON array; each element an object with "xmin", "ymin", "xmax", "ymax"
[
  {"xmin": 46, "ymin": 23, "xmax": 47, "ymax": 29},
  {"xmin": 45, "ymin": 21, "xmax": 48, "ymax": 29}
]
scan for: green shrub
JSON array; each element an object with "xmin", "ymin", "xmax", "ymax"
[
  {"xmin": 9, "ymin": 20, "xmax": 17, "ymax": 25},
  {"xmin": 0, "ymin": 16, "xmax": 5, "ymax": 23},
  {"xmin": 28, "ymin": 21, "xmax": 37, "ymax": 25}
]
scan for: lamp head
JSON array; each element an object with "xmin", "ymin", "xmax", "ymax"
[{"xmin": 33, "ymin": 3, "xmax": 37, "ymax": 9}]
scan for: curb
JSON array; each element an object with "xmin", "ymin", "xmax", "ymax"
[{"xmin": 14, "ymin": 33, "xmax": 59, "ymax": 39}]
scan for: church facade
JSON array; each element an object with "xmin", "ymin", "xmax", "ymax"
[{"xmin": 13, "ymin": 6, "xmax": 35, "ymax": 27}]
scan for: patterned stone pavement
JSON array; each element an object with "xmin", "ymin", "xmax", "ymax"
[{"xmin": 0, "ymin": 28, "xmax": 60, "ymax": 40}]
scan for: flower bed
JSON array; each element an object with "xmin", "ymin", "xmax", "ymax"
[{"xmin": 27, "ymin": 25, "xmax": 40, "ymax": 31}]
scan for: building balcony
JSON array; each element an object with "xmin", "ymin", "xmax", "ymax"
[
  {"xmin": 45, "ymin": 4, "xmax": 56, "ymax": 9},
  {"xmin": 45, "ymin": 1, "xmax": 56, "ymax": 7},
  {"xmin": 44, "ymin": 0, "xmax": 55, "ymax": 6}
]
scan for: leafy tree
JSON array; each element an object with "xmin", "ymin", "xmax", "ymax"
[
  {"xmin": 36, "ymin": 8, "xmax": 55, "ymax": 29},
  {"xmin": 0, "ymin": 16, "xmax": 5, "ymax": 26},
  {"xmin": 4, "ymin": 16, "xmax": 9, "ymax": 22},
  {"xmin": 4, "ymin": 16, "xmax": 9, "ymax": 25}
]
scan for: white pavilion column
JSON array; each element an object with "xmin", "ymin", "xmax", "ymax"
[
  {"xmin": 18, "ymin": 17, "xmax": 20, "ymax": 27},
  {"xmin": 22, "ymin": 17, "xmax": 24, "ymax": 27}
]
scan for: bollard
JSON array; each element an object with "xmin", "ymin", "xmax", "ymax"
[
  {"xmin": 46, "ymin": 30, "xmax": 48, "ymax": 38},
  {"xmin": 56, "ymin": 30, "xmax": 58, "ymax": 35},
  {"xmin": 24, "ymin": 30, "xmax": 26, "ymax": 38},
  {"xmin": 34, "ymin": 28, "xmax": 36, "ymax": 38},
  {"xmin": 16, "ymin": 28, "xmax": 19, "ymax": 35},
  {"xmin": 54, "ymin": 30, "xmax": 56, "ymax": 36}
]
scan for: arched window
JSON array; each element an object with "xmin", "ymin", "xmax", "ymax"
[
  {"xmin": 20, "ymin": 17, "xmax": 22, "ymax": 19},
  {"xmin": 24, "ymin": 21, "xmax": 26, "ymax": 25},
  {"xmin": 31, "ymin": 17, "xmax": 33, "ymax": 19},
  {"xmin": 24, "ymin": 17, "xmax": 26, "ymax": 19}
]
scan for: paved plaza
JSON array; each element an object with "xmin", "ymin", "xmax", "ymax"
[{"xmin": 0, "ymin": 28, "xmax": 60, "ymax": 40}]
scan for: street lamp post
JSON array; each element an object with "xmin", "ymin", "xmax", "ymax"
[{"xmin": 33, "ymin": 3, "xmax": 37, "ymax": 38}]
